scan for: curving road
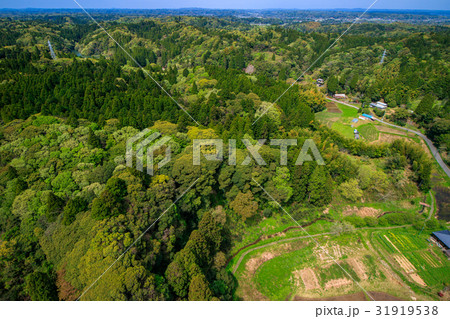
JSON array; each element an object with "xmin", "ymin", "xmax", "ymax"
[{"xmin": 326, "ymin": 98, "xmax": 450, "ymax": 179}]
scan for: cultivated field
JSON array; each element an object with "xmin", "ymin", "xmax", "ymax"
[{"xmin": 231, "ymin": 228, "xmax": 450, "ymax": 301}]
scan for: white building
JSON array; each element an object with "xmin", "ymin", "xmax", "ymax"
[{"xmin": 370, "ymin": 101, "xmax": 388, "ymax": 109}]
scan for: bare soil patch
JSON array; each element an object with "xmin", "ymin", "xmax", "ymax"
[
  {"xmin": 375, "ymin": 125, "xmax": 406, "ymax": 135},
  {"xmin": 410, "ymin": 273, "xmax": 426, "ymax": 286},
  {"xmin": 333, "ymin": 245, "xmax": 342, "ymax": 258},
  {"xmin": 324, "ymin": 278, "xmax": 353, "ymax": 289},
  {"xmin": 343, "ymin": 206, "xmax": 382, "ymax": 218},
  {"xmin": 246, "ymin": 251, "xmax": 275, "ymax": 274},
  {"xmin": 294, "ymin": 291, "xmax": 404, "ymax": 301},
  {"xmin": 422, "ymin": 252, "xmax": 441, "ymax": 268},
  {"xmin": 394, "ymin": 254, "xmax": 416, "ymax": 273},
  {"xmin": 374, "ymin": 133, "xmax": 413, "ymax": 144},
  {"xmin": 296, "ymin": 268, "xmax": 320, "ymax": 291},
  {"xmin": 428, "ymin": 249, "xmax": 444, "ymax": 267},
  {"xmin": 314, "ymin": 243, "xmax": 354, "ymax": 262},
  {"xmin": 326, "ymin": 102, "xmax": 341, "ymax": 113},
  {"xmin": 348, "ymin": 258, "xmax": 368, "ymax": 281}
]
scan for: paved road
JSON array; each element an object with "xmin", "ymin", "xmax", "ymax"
[
  {"xmin": 231, "ymin": 225, "xmax": 411, "ymax": 274},
  {"xmin": 326, "ymin": 98, "xmax": 450, "ymax": 178}
]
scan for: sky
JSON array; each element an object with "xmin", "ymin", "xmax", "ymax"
[{"xmin": 1, "ymin": 0, "xmax": 449, "ymax": 10}]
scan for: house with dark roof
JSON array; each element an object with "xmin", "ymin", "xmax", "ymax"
[{"xmin": 431, "ymin": 230, "xmax": 450, "ymax": 258}]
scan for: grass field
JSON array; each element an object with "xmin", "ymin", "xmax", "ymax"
[
  {"xmin": 254, "ymin": 243, "xmax": 316, "ymax": 300},
  {"xmin": 331, "ymin": 122, "xmax": 355, "ymax": 139},
  {"xmin": 358, "ymin": 123, "xmax": 379, "ymax": 142}
]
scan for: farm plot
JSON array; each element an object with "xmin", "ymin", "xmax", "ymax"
[
  {"xmin": 326, "ymin": 102, "xmax": 342, "ymax": 113},
  {"xmin": 252, "ymin": 239, "xmax": 380, "ymax": 300},
  {"xmin": 254, "ymin": 243, "xmax": 316, "ymax": 300},
  {"xmin": 374, "ymin": 230, "xmax": 450, "ymax": 288},
  {"xmin": 358, "ymin": 124, "xmax": 379, "ymax": 142},
  {"xmin": 296, "ymin": 268, "xmax": 320, "ymax": 291},
  {"xmin": 377, "ymin": 232, "xmax": 427, "ymax": 253}
]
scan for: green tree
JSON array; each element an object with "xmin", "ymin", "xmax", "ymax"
[
  {"xmin": 392, "ymin": 108, "xmax": 409, "ymax": 126},
  {"xmin": 26, "ymin": 272, "xmax": 58, "ymax": 301},
  {"xmin": 191, "ymin": 81, "xmax": 198, "ymax": 94},
  {"xmin": 327, "ymin": 75, "xmax": 339, "ymax": 94},
  {"xmin": 88, "ymin": 128, "xmax": 101, "ymax": 148},
  {"xmin": 415, "ymin": 94, "xmax": 435, "ymax": 123},
  {"xmin": 229, "ymin": 191, "xmax": 258, "ymax": 221},
  {"xmin": 62, "ymin": 197, "xmax": 87, "ymax": 225},
  {"xmin": 338, "ymin": 179, "xmax": 363, "ymax": 202},
  {"xmin": 91, "ymin": 190, "xmax": 124, "ymax": 220},
  {"xmin": 188, "ymin": 274, "xmax": 213, "ymax": 301},
  {"xmin": 308, "ymin": 166, "xmax": 333, "ymax": 206}
]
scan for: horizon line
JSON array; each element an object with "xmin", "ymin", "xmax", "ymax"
[{"xmin": 1, "ymin": 7, "xmax": 449, "ymax": 12}]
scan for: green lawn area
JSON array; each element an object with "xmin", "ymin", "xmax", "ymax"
[
  {"xmin": 336, "ymin": 102, "xmax": 359, "ymax": 118},
  {"xmin": 331, "ymin": 122, "xmax": 355, "ymax": 139},
  {"xmin": 358, "ymin": 123, "xmax": 379, "ymax": 142},
  {"xmin": 315, "ymin": 110, "xmax": 340, "ymax": 122},
  {"xmin": 319, "ymin": 102, "xmax": 361, "ymax": 139},
  {"xmin": 254, "ymin": 243, "xmax": 316, "ymax": 300}
]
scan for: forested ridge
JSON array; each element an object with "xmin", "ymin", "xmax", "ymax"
[{"xmin": 0, "ymin": 14, "xmax": 448, "ymax": 300}]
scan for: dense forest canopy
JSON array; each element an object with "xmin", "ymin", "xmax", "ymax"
[{"xmin": 0, "ymin": 11, "xmax": 449, "ymax": 301}]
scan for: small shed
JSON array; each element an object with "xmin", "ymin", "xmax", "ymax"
[
  {"xmin": 431, "ymin": 230, "xmax": 450, "ymax": 250},
  {"xmin": 362, "ymin": 113, "xmax": 374, "ymax": 120},
  {"xmin": 370, "ymin": 101, "xmax": 388, "ymax": 109}
]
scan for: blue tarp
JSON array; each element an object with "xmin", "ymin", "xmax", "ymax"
[{"xmin": 362, "ymin": 113, "xmax": 373, "ymax": 119}]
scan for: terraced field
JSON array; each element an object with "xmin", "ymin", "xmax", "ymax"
[
  {"xmin": 231, "ymin": 228, "xmax": 449, "ymax": 301},
  {"xmin": 374, "ymin": 230, "xmax": 450, "ymax": 289}
]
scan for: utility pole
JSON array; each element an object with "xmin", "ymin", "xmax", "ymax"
[
  {"xmin": 48, "ymin": 40, "xmax": 57, "ymax": 60},
  {"xmin": 379, "ymin": 49, "xmax": 386, "ymax": 64}
]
